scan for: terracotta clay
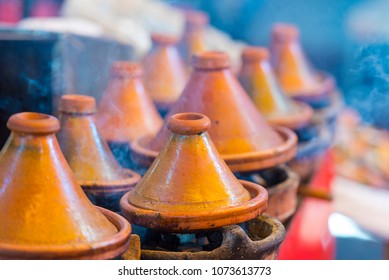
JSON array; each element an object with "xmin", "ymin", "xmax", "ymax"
[
  {"xmin": 96, "ymin": 62, "xmax": 163, "ymax": 144},
  {"xmin": 179, "ymin": 9, "xmax": 209, "ymax": 63},
  {"xmin": 121, "ymin": 112, "xmax": 268, "ymax": 232},
  {"xmin": 0, "ymin": 112, "xmax": 131, "ymax": 259},
  {"xmin": 239, "ymin": 46, "xmax": 313, "ymax": 130},
  {"xmin": 57, "ymin": 95, "xmax": 141, "ymax": 211},
  {"xmin": 270, "ymin": 23, "xmax": 335, "ymax": 104},
  {"xmin": 143, "ymin": 33, "xmax": 188, "ymax": 113},
  {"xmin": 132, "ymin": 51, "xmax": 297, "ymax": 172},
  {"xmin": 141, "ymin": 214, "xmax": 285, "ymax": 260}
]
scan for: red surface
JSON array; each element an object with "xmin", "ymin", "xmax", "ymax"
[
  {"xmin": 278, "ymin": 150, "xmax": 336, "ymax": 259},
  {"xmin": 0, "ymin": 0, "xmax": 22, "ymax": 23},
  {"xmin": 31, "ymin": 0, "xmax": 61, "ymax": 17},
  {"xmin": 310, "ymin": 150, "xmax": 335, "ymax": 193}
]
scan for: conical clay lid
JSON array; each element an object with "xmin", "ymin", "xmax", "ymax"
[
  {"xmin": 179, "ymin": 9, "xmax": 209, "ymax": 63},
  {"xmin": 0, "ymin": 112, "xmax": 131, "ymax": 259},
  {"xmin": 121, "ymin": 112, "xmax": 268, "ymax": 232},
  {"xmin": 271, "ymin": 23, "xmax": 335, "ymax": 100},
  {"xmin": 132, "ymin": 51, "xmax": 297, "ymax": 172},
  {"xmin": 57, "ymin": 94, "xmax": 141, "ymax": 194},
  {"xmin": 96, "ymin": 62, "xmax": 163, "ymax": 144},
  {"xmin": 143, "ymin": 33, "xmax": 188, "ymax": 111},
  {"xmin": 239, "ymin": 46, "xmax": 313, "ymax": 129}
]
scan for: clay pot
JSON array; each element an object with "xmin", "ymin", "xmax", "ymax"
[
  {"xmin": 239, "ymin": 46, "xmax": 313, "ymax": 130},
  {"xmin": 131, "ymin": 51, "xmax": 297, "ymax": 172},
  {"xmin": 141, "ymin": 214, "xmax": 285, "ymax": 260},
  {"xmin": 95, "ymin": 62, "xmax": 163, "ymax": 168},
  {"xmin": 57, "ymin": 94, "xmax": 141, "ymax": 212},
  {"xmin": 179, "ymin": 9, "xmax": 209, "ymax": 64},
  {"xmin": 96, "ymin": 62, "xmax": 163, "ymax": 145},
  {"xmin": 0, "ymin": 112, "xmax": 131, "ymax": 259},
  {"xmin": 270, "ymin": 23, "xmax": 335, "ymax": 107},
  {"xmin": 121, "ymin": 112, "xmax": 268, "ymax": 232},
  {"xmin": 143, "ymin": 33, "xmax": 188, "ymax": 115}
]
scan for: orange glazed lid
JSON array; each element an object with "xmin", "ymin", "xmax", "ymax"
[
  {"xmin": 239, "ymin": 46, "xmax": 313, "ymax": 129},
  {"xmin": 0, "ymin": 112, "xmax": 131, "ymax": 259},
  {"xmin": 58, "ymin": 94, "xmax": 141, "ymax": 194},
  {"xmin": 120, "ymin": 112, "xmax": 268, "ymax": 232},
  {"xmin": 132, "ymin": 51, "xmax": 297, "ymax": 172},
  {"xmin": 270, "ymin": 23, "xmax": 335, "ymax": 99},
  {"xmin": 96, "ymin": 61, "xmax": 163, "ymax": 143},
  {"xmin": 143, "ymin": 33, "xmax": 188, "ymax": 109}
]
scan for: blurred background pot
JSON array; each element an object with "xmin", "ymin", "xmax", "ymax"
[{"xmin": 57, "ymin": 94, "xmax": 141, "ymax": 212}]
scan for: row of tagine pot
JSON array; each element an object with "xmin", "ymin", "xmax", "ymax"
[
  {"xmin": 0, "ymin": 109, "xmax": 284, "ymax": 260},
  {"xmin": 80, "ymin": 25, "xmax": 342, "ymax": 225},
  {"xmin": 0, "ymin": 18, "xmax": 342, "ymax": 259},
  {"xmin": 111, "ymin": 14, "xmax": 342, "ymax": 187}
]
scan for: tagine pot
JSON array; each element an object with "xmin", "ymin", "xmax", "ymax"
[
  {"xmin": 179, "ymin": 9, "xmax": 209, "ymax": 65},
  {"xmin": 121, "ymin": 112, "xmax": 268, "ymax": 232},
  {"xmin": 270, "ymin": 23, "xmax": 343, "ymax": 127},
  {"xmin": 131, "ymin": 51, "xmax": 297, "ymax": 173},
  {"xmin": 270, "ymin": 23, "xmax": 334, "ymax": 106},
  {"xmin": 141, "ymin": 213, "xmax": 285, "ymax": 260},
  {"xmin": 57, "ymin": 94, "xmax": 141, "ymax": 212},
  {"xmin": 143, "ymin": 33, "xmax": 188, "ymax": 115},
  {"xmin": 238, "ymin": 46, "xmax": 328, "ymax": 184},
  {"xmin": 96, "ymin": 62, "xmax": 163, "ymax": 169},
  {"xmin": 0, "ymin": 112, "xmax": 131, "ymax": 259},
  {"xmin": 121, "ymin": 112, "xmax": 286, "ymax": 260},
  {"xmin": 238, "ymin": 46, "xmax": 313, "ymax": 130}
]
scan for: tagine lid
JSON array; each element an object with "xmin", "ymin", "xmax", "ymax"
[
  {"xmin": 240, "ymin": 46, "xmax": 314, "ymax": 129},
  {"xmin": 120, "ymin": 113, "xmax": 268, "ymax": 232},
  {"xmin": 132, "ymin": 51, "xmax": 297, "ymax": 172},
  {"xmin": 96, "ymin": 62, "xmax": 163, "ymax": 144},
  {"xmin": 58, "ymin": 94, "xmax": 141, "ymax": 194},
  {"xmin": 0, "ymin": 112, "xmax": 131, "ymax": 259},
  {"xmin": 143, "ymin": 33, "xmax": 188, "ymax": 106},
  {"xmin": 271, "ymin": 23, "xmax": 335, "ymax": 99}
]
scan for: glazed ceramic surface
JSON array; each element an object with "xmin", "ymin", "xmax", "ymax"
[
  {"xmin": 239, "ymin": 46, "xmax": 313, "ymax": 130},
  {"xmin": 270, "ymin": 23, "xmax": 335, "ymax": 101},
  {"xmin": 179, "ymin": 9, "xmax": 209, "ymax": 63},
  {"xmin": 121, "ymin": 112, "xmax": 268, "ymax": 232},
  {"xmin": 96, "ymin": 62, "xmax": 163, "ymax": 144},
  {"xmin": 143, "ymin": 33, "xmax": 188, "ymax": 110},
  {"xmin": 58, "ymin": 94, "xmax": 141, "ymax": 195},
  {"xmin": 0, "ymin": 112, "xmax": 131, "ymax": 259},
  {"xmin": 132, "ymin": 51, "xmax": 297, "ymax": 172}
]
